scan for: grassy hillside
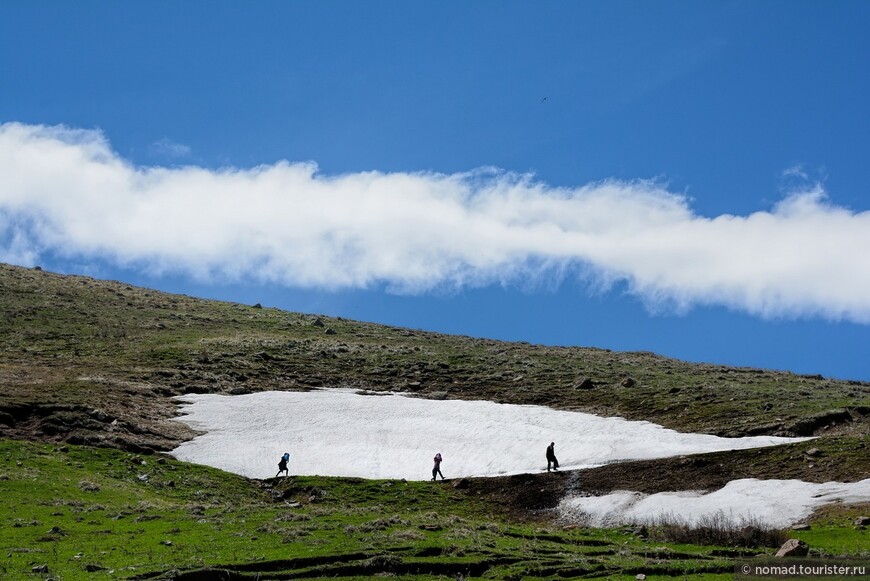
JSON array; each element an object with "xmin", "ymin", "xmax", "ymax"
[
  {"xmin": 2, "ymin": 263, "xmax": 868, "ymax": 456},
  {"xmin": 2, "ymin": 263, "xmax": 869, "ymax": 578},
  {"xmin": 2, "ymin": 439, "xmax": 866, "ymax": 579}
]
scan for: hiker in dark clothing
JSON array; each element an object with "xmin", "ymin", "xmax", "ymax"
[
  {"xmin": 276, "ymin": 452, "xmax": 290, "ymax": 477},
  {"xmin": 546, "ymin": 442, "xmax": 559, "ymax": 472},
  {"xmin": 432, "ymin": 452, "xmax": 444, "ymax": 481}
]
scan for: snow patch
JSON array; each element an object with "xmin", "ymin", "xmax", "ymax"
[
  {"xmin": 559, "ymin": 478, "xmax": 870, "ymax": 528},
  {"xmin": 169, "ymin": 389, "xmax": 803, "ymax": 481}
]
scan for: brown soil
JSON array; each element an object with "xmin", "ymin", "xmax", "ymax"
[{"xmin": 457, "ymin": 435, "xmax": 870, "ymax": 521}]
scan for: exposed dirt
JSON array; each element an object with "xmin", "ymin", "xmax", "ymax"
[
  {"xmin": 457, "ymin": 435, "xmax": 870, "ymax": 521},
  {"xmin": 2, "ymin": 262, "xmax": 870, "ymax": 528}
]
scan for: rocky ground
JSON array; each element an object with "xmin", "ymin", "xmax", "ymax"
[{"xmin": 1, "ymin": 262, "xmax": 869, "ymax": 506}]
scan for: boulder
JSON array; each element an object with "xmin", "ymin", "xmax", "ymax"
[
  {"xmin": 621, "ymin": 377, "xmax": 636, "ymax": 388},
  {"xmin": 574, "ymin": 377, "xmax": 595, "ymax": 390},
  {"xmin": 775, "ymin": 538, "xmax": 809, "ymax": 557}
]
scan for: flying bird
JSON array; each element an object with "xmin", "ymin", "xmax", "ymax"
[{"xmin": 541, "ymin": 96, "xmax": 548, "ymax": 103}]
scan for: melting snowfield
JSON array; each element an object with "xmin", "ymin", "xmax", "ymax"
[
  {"xmin": 169, "ymin": 389, "xmax": 870, "ymax": 527},
  {"xmin": 559, "ymin": 478, "xmax": 870, "ymax": 528},
  {"xmin": 170, "ymin": 388, "xmax": 801, "ymax": 481}
]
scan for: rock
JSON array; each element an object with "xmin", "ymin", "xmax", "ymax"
[
  {"xmin": 160, "ymin": 540, "xmax": 173, "ymax": 546},
  {"xmin": 574, "ymin": 377, "xmax": 595, "ymax": 390},
  {"xmin": 312, "ymin": 317, "xmax": 325, "ymax": 327},
  {"xmin": 85, "ymin": 564, "xmax": 107, "ymax": 572},
  {"xmin": 775, "ymin": 538, "xmax": 809, "ymax": 557},
  {"xmin": 636, "ymin": 575, "xmax": 647, "ymax": 581},
  {"xmin": 419, "ymin": 524, "xmax": 442, "ymax": 531},
  {"xmin": 633, "ymin": 525, "xmax": 648, "ymax": 538},
  {"xmin": 324, "ymin": 327, "xmax": 336, "ymax": 335},
  {"xmin": 252, "ymin": 303, "xmax": 262, "ymax": 309},
  {"xmin": 0, "ymin": 412, "xmax": 15, "ymax": 427},
  {"xmin": 453, "ymin": 478, "xmax": 471, "ymax": 490},
  {"xmin": 791, "ymin": 524, "xmax": 811, "ymax": 531},
  {"xmin": 32, "ymin": 565, "xmax": 49, "ymax": 573},
  {"xmin": 854, "ymin": 516, "xmax": 870, "ymax": 526},
  {"xmin": 621, "ymin": 377, "xmax": 636, "ymax": 388},
  {"xmin": 804, "ymin": 447, "xmax": 822, "ymax": 457}
]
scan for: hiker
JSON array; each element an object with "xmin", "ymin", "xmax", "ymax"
[
  {"xmin": 275, "ymin": 452, "xmax": 290, "ymax": 477},
  {"xmin": 546, "ymin": 442, "xmax": 559, "ymax": 472},
  {"xmin": 432, "ymin": 452, "xmax": 444, "ymax": 481}
]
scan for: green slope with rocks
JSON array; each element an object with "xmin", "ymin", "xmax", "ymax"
[{"xmin": 1, "ymin": 262, "xmax": 869, "ymax": 579}]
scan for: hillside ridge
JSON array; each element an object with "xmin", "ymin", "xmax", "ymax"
[{"xmin": 2, "ymin": 262, "xmax": 869, "ymax": 458}]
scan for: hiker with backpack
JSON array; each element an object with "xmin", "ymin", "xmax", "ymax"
[
  {"xmin": 546, "ymin": 442, "xmax": 559, "ymax": 472},
  {"xmin": 276, "ymin": 452, "xmax": 290, "ymax": 477},
  {"xmin": 432, "ymin": 452, "xmax": 444, "ymax": 481}
]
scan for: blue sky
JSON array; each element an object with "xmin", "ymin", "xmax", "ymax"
[{"xmin": 2, "ymin": 2, "xmax": 870, "ymax": 380}]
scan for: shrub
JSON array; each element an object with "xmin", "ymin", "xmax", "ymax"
[{"xmin": 650, "ymin": 511, "xmax": 787, "ymax": 548}]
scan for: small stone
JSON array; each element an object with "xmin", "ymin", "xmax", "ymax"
[
  {"xmin": 805, "ymin": 447, "xmax": 822, "ymax": 457},
  {"xmin": 160, "ymin": 540, "xmax": 173, "ymax": 546},
  {"xmin": 252, "ymin": 303, "xmax": 263, "ymax": 309},
  {"xmin": 854, "ymin": 516, "xmax": 870, "ymax": 526},
  {"xmin": 32, "ymin": 565, "xmax": 49, "ymax": 573},
  {"xmin": 621, "ymin": 377, "xmax": 636, "ymax": 388},
  {"xmin": 85, "ymin": 564, "xmax": 107, "ymax": 572},
  {"xmin": 574, "ymin": 377, "xmax": 595, "ymax": 390},
  {"xmin": 775, "ymin": 538, "xmax": 809, "ymax": 557}
]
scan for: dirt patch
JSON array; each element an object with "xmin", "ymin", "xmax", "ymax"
[{"xmin": 456, "ymin": 435, "xmax": 870, "ymax": 521}]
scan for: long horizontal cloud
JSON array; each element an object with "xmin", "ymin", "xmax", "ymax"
[{"xmin": 2, "ymin": 122, "xmax": 870, "ymax": 323}]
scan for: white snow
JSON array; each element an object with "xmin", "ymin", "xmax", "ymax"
[
  {"xmin": 169, "ymin": 388, "xmax": 803, "ymax": 481},
  {"xmin": 559, "ymin": 478, "xmax": 870, "ymax": 528}
]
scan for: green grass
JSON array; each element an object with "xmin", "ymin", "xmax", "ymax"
[
  {"xmin": 2, "ymin": 264, "xmax": 870, "ymax": 579},
  {"xmin": 0, "ymin": 438, "xmax": 819, "ymax": 580}
]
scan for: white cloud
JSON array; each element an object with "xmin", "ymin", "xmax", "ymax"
[
  {"xmin": 2, "ymin": 121, "xmax": 870, "ymax": 323},
  {"xmin": 148, "ymin": 137, "xmax": 191, "ymax": 158}
]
